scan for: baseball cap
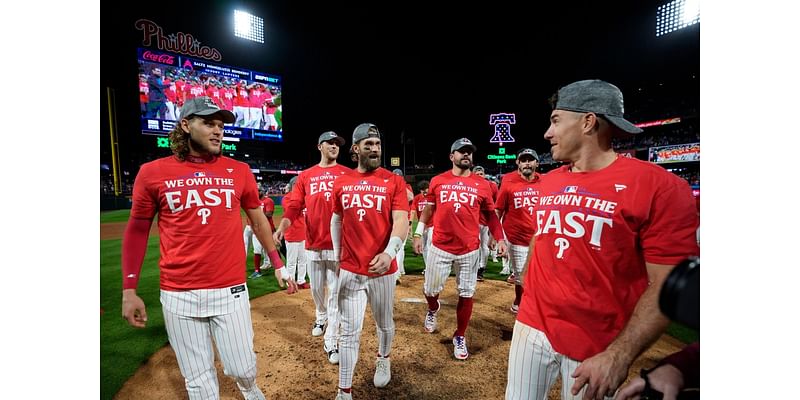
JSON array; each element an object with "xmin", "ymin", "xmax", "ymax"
[
  {"xmin": 352, "ymin": 123, "xmax": 380, "ymax": 144},
  {"xmin": 318, "ymin": 131, "xmax": 345, "ymax": 146},
  {"xmin": 392, "ymin": 168, "xmax": 403, "ymax": 176},
  {"xmin": 450, "ymin": 138, "xmax": 477, "ymax": 153},
  {"xmin": 554, "ymin": 79, "xmax": 643, "ymax": 134},
  {"xmin": 473, "ymin": 165, "xmax": 485, "ymax": 172},
  {"xmin": 517, "ymin": 148, "xmax": 539, "ymax": 161},
  {"xmin": 180, "ymin": 97, "xmax": 235, "ymax": 123}
]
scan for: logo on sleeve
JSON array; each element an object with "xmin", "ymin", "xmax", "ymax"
[{"xmin": 614, "ymin": 184, "xmax": 627, "ymax": 192}]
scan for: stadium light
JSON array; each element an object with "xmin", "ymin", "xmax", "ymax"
[
  {"xmin": 234, "ymin": 10, "xmax": 264, "ymax": 43},
  {"xmin": 656, "ymin": 0, "xmax": 700, "ymax": 37}
]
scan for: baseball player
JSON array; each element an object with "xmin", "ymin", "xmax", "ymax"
[
  {"xmin": 331, "ymin": 123, "xmax": 409, "ymax": 400},
  {"xmin": 274, "ymin": 130, "xmax": 351, "ymax": 364},
  {"xmin": 494, "ymin": 148, "xmax": 541, "ymax": 314},
  {"xmin": 411, "ymin": 138, "xmax": 508, "ymax": 360},
  {"xmin": 409, "ymin": 180, "xmax": 434, "ymax": 269},
  {"xmin": 121, "ymin": 96, "xmax": 297, "ymax": 400},
  {"xmin": 390, "ymin": 168, "xmax": 414, "ymax": 284},
  {"xmin": 282, "ymin": 176, "xmax": 310, "ymax": 289},
  {"xmin": 504, "ymin": 80, "xmax": 699, "ymax": 400},
  {"xmin": 472, "ymin": 165, "xmax": 499, "ymax": 282},
  {"xmin": 244, "ymin": 191, "xmax": 276, "ymax": 278}
]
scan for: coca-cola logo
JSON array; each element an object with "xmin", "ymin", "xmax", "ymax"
[{"xmin": 142, "ymin": 51, "xmax": 175, "ymax": 65}]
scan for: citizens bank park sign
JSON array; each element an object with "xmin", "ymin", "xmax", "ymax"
[{"xmin": 135, "ymin": 19, "xmax": 223, "ymax": 62}]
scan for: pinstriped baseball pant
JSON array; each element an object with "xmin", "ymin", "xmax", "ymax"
[
  {"xmin": 505, "ymin": 320, "xmax": 612, "ymax": 400},
  {"xmin": 336, "ymin": 269, "xmax": 395, "ymax": 389},
  {"xmin": 306, "ymin": 250, "xmax": 340, "ymax": 350},
  {"xmin": 424, "ymin": 244, "xmax": 480, "ymax": 298}
]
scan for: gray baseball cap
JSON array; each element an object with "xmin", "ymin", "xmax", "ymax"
[
  {"xmin": 392, "ymin": 168, "xmax": 403, "ymax": 176},
  {"xmin": 517, "ymin": 148, "xmax": 539, "ymax": 161},
  {"xmin": 554, "ymin": 79, "xmax": 643, "ymax": 134},
  {"xmin": 450, "ymin": 138, "xmax": 477, "ymax": 153},
  {"xmin": 352, "ymin": 123, "xmax": 380, "ymax": 144},
  {"xmin": 180, "ymin": 96, "xmax": 235, "ymax": 123},
  {"xmin": 473, "ymin": 165, "xmax": 485, "ymax": 172},
  {"xmin": 318, "ymin": 131, "xmax": 345, "ymax": 146}
]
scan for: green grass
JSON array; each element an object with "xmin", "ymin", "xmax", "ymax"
[{"xmin": 100, "ymin": 207, "xmax": 286, "ymax": 400}]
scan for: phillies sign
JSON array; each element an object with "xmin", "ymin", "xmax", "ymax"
[{"xmin": 135, "ymin": 19, "xmax": 222, "ymax": 62}]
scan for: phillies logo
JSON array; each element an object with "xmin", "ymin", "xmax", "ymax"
[
  {"xmin": 142, "ymin": 50, "xmax": 176, "ymax": 65},
  {"xmin": 528, "ymin": 206, "xmax": 534, "ymax": 215},
  {"xmin": 197, "ymin": 208, "xmax": 211, "ymax": 224},
  {"xmin": 554, "ymin": 238, "xmax": 569, "ymax": 259},
  {"xmin": 453, "ymin": 203, "xmax": 462, "ymax": 213},
  {"xmin": 356, "ymin": 209, "xmax": 366, "ymax": 221},
  {"xmin": 324, "ymin": 192, "xmax": 332, "ymax": 202}
]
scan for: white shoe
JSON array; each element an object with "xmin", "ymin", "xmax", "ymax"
[
  {"xmin": 312, "ymin": 322, "xmax": 325, "ymax": 337},
  {"xmin": 325, "ymin": 343, "xmax": 340, "ymax": 365},
  {"xmin": 510, "ymin": 304, "xmax": 519, "ymax": 314},
  {"xmin": 453, "ymin": 336, "xmax": 469, "ymax": 360},
  {"xmin": 423, "ymin": 301, "xmax": 440, "ymax": 333},
  {"xmin": 373, "ymin": 356, "xmax": 391, "ymax": 388},
  {"xmin": 335, "ymin": 389, "xmax": 352, "ymax": 400}
]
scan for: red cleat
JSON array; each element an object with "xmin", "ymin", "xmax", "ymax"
[{"xmin": 298, "ymin": 282, "xmax": 311, "ymax": 289}]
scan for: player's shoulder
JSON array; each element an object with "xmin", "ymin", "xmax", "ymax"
[
  {"xmin": 217, "ymin": 155, "xmax": 250, "ymax": 170},
  {"xmin": 616, "ymin": 156, "xmax": 686, "ymax": 186}
]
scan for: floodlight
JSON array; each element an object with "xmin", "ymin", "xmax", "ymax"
[
  {"xmin": 656, "ymin": 0, "xmax": 700, "ymax": 37},
  {"xmin": 234, "ymin": 10, "xmax": 264, "ymax": 43}
]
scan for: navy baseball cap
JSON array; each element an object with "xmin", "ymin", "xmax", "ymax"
[
  {"xmin": 318, "ymin": 131, "xmax": 345, "ymax": 146},
  {"xmin": 554, "ymin": 79, "xmax": 643, "ymax": 134},
  {"xmin": 517, "ymin": 148, "xmax": 539, "ymax": 161},
  {"xmin": 392, "ymin": 168, "xmax": 403, "ymax": 176},
  {"xmin": 352, "ymin": 123, "xmax": 380, "ymax": 144},
  {"xmin": 180, "ymin": 97, "xmax": 235, "ymax": 123},
  {"xmin": 450, "ymin": 138, "xmax": 477, "ymax": 153}
]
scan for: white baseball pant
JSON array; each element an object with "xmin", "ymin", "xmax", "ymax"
[
  {"xmin": 233, "ymin": 105, "xmax": 248, "ymax": 127},
  {"xmin": 421, "ymin": 227, "xmax": 433, "ymax": 270},
  {"xmin": 243, "ymin": 225, "xmax": 254, "ymax": 256},
  {"xmin": 423, "ymin": 244, "xmax": 480, "ymax": 298},
  {"xmin": 247, "ymin": 107, "xmax": 263, "ymax": 129},
  {"xmin": 505, "ymin": 320, "xmax": 612, "ymax": 400},
  {"xmin": 336, "ymin": 269, "xmax": 395, "ymax": 389},
  {"xmin": 161, "ymin": 285, "xmax": 266, "ymax": 400},
  {"xmin": 307, "ymin": 249, "xmax": 340, "ymax": 350},
  {"xmin": 508, "ymin": 244, "xmax": 530, "ymax": 285},
  {"xmin": 286, "ymin": 240, "xmax": 308, "ymax": 284},
  {"xmin": 478, "ymin": 224, "xmax": 490, "ymax": 270}
]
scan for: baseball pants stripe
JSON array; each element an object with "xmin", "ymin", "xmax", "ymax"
[
  {"xmin": 424, "ymin": 245, "xmax": 480, "ymax": 298},
  {"xmin": 422, "ymin": 227, "xmax": 433, "ymax": 269},
  {"xmin": 162, "ymin": 301, "xmax": 264, "ymax": 400},
  {"xmin": 505, "ymin": 320, "xmax": 611, "ymax": 400},
  {"xmin": 307, "ymin": 253, "xmax": 340, "ymax": 349},
  {"xmin": 337, "ymin": 269, "xmax": 395, "ymax": 389},
  {"xmin": 479, "ymin": 224, "xmax": 490, "ymax": 270},
  {"xmin": 508, "ymin": 244, "xmax": 530, "ymax": 285},
  {"xmin": 286, "ymin": 240, "xmax": 308, "ymax": 284}
]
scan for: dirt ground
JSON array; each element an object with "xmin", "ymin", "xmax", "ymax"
[{"xmin": 112, "ymin": 274, "xmax": 684, "ymax": 400}]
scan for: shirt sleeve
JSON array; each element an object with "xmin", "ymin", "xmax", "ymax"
[
  {"xmin": 283, "ymin": 174, "xmax": 306, "ymax": 221},
  {"xmin": 641, "ymin": 177, "xmax": 700, "ymax": 265},
  {"xmin": 331, "ymin": 178, "xmax": 343, "ymax": 214},
  {"xmin": 240, "ymin": 170, "xmax": 261, "ymax": 210},
  {"xmin": 130, "ymin": 164, "xmax": 158, "ymax": 219},
  {"xmin": 495, "ymin": 187, "xmax": 509, "ymax": 213},
  {"xmin": 392, "ymin": 176, "xmax": 410, "ymax": 211}
]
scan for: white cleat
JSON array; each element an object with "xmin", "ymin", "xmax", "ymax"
[
  {"xmin": 335, "ymin": 389, "xmax": 352, "ymax": 400},
  {"xmin": 373, "ymin": 356, "xmax": 391, "ymax": 388},
  {"xmin": 453, "ymin": 335, "xmax": 469, "ymax": 360},
  {"xmin": 325, "ymin": 343, "xmax": 340, "ymax": 365},
  {"xmin": 423, "ymin": 301, "xmax": 440, "ymax": 333},
  {"xmin": 312, "ymin": 322, "xmax": 325, "ymax": 337}
]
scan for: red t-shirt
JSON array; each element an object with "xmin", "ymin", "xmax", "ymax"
[
  {"xmin": 478, "ymin": 180, "xmax": 499, "ymax": 225},
  {"xmin": 496, "ymin": 172, "xmax": 541, "ymax": 246},
  {"xmin": 282, "ymin": 191, "xmax": 307, "ymax": 242},
  {"xmin": 283, "ymin": 164, "xmax": 351, "ymax": 249},
  {"xmin": 411, "ymin": 193, "xmax": 436, "ymax": 229},
  {"xmin": 426, "ymin": 171, "xmax": 496, "ymax": 255},
  {"xmin": 130, "ymin": 155, "xmax": 261, "ymax": 291},
  {"xmin": 516, "ymin": 156, "xmax": 700, "ymax": 361},
  {"xmin": 332, "ymin": 168, "xmax": 409, "ymax": 276},
  {"xmin": 245, "ymin": 196, "xmax": 275, "ymax": 232}
]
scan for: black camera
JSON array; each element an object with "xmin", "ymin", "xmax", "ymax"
[{"xmin": 659, "ymin": 256, "xmax": 699, "ymax": 330}]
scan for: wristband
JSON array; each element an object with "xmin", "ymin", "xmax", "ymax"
[
  {"xmin": 267, "ymin": 249, "xmax": 284, "ymax": 270},
  {"xmin": 414, "ymin": 221, "xmax": 426, "ymax": 237},
  {"xmin": 382, "ymin": 236, "xmax": 404, "ymax": 259}
]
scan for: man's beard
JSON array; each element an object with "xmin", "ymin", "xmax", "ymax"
[
  {"xmin": 358, "ymin": 153, "xmax": 380, "ymax": 171},
  {"xmin": 189, "ymin": 134, "xmax": 220, "ymax": 156},
  {"xmin": 455, "ymin": 158, "xmax": 472, "ymax": 170},
  {"xmin": 520, "ymin": 167, "xmax": 533, "ymax": 177}
]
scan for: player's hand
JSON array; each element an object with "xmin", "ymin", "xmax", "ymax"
[
  {"xmin": 489, "ymin": 238, "xmax": 497, "ymax": 251},
  {"xmin": 496, "ymin": 240, "xmax": 508, "ymax": 258},
  {"xmin": 368, "ymin": 253, "xmax": 393, "ymax": 275},
  {"xmin": 571, "ymin": 349, "xmax": 630, "ymax": 400},
  {"xmin": 274, "ymin": 267, "xmax": 298, "ymax": 294},
  {"xmin": 412, "ymin": 236, "xmax": 423, "ymax": 255},
  {"xmin": 122, "ymin": 289, "xmax": 148, "ymax": 328},
  {"xmin": 615, "ymin": 364, "xmax": 684, "ymax": 400},
  {"xmin": 273, "ymin": 229, "xmax": 284, "ymax": 243}
]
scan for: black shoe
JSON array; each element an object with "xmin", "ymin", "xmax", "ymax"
[{"xmin": 477, "ymin": 268, "xmax": 485, "ymax": 282}]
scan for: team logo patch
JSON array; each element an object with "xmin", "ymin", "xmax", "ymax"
[
  {"xmin": 565, "ymin": 186, "xmax": 578, "ymax": 193},
  {"xmin": 194, "ymin": 172, "xmax": 206, "ymax": 177},
  {"xmin": 614, "ymin": 184, "xmax": 627, "ymax": 192},
  {"xmin": 360, "ymin": 180, "xmax": 368, "ymax": 185},
  {"xmin": 230, "ymin": 285, "xmax": 246, "ymax": 294},
  {"xmin": 226, "ymin": 168, "xmax": 233, "ymax": 173}
]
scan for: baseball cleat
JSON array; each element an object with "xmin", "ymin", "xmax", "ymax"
[
  {"xmin": 248, "ymin": 271, "xmax": 262, "ymax": 279},
  {"xmin": 423, "ymin": 301, "xmax": 440, "ymax": 333},
  {"xmin": 325, "ymin": 344, "xmax": 340, "ymax": 365},
  {"xmin": 335, "ymin": 389, "xmax": 352, "ymax": 400},
  {"xmin": 453, "ymin": 335, "xmax": 469, "ymax": 360},
  {"xmin": 373, "ymin": 356, "xmax": 391, "ymax": 388},
  {"xmin": 297, "ymin": 282, "xmax": 311, "ymax": 289},
  {"xmin": 510, "ymin": 304, "xmax": 519, "ymax": 314},
  {"xmin": 507, "ymin": 273, "xmax": 516, "ymax": 284},
  {"xmin": 312, "ymin": 322, "xmax": 325, "ymax": 337}
]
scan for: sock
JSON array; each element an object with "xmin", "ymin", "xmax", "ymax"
[
  {"xmin": 454, "ymin": 296, "xmax": 474, "ymax": 337},
  {"xmin": 425, "ymin": 295, "xmax": 440, "ymax": 312},
  {"xmin": 254, "ymin": 254, "xmax": 262, "ymax": 273},
  {"xmin": 514, "ymin": 284, "xmax": 524, "ymax": 306},
  {"xmin": 339, "ymin": 387, "xmax": 351, "ymax": 393}
]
